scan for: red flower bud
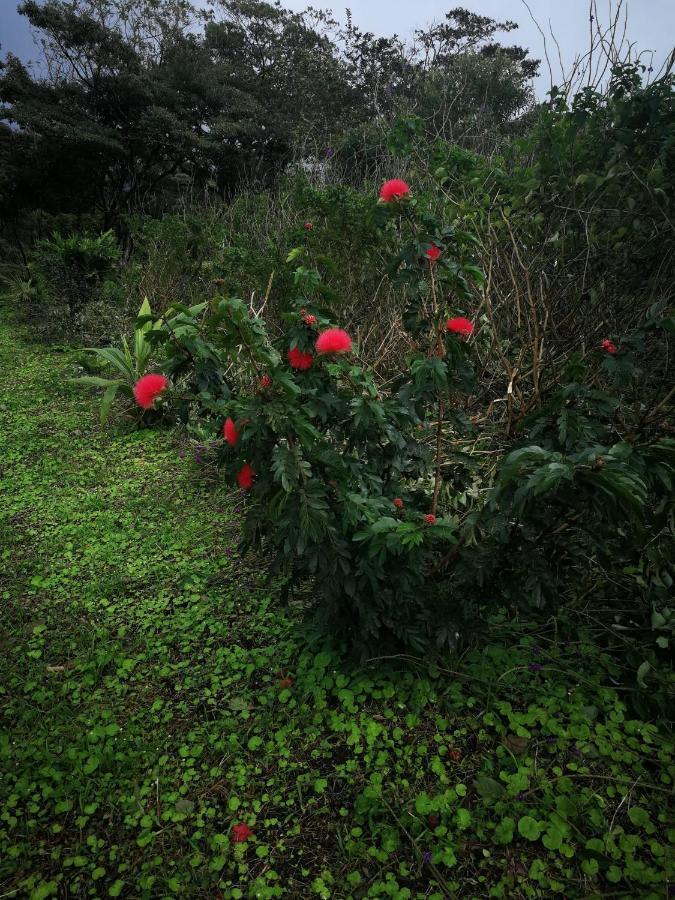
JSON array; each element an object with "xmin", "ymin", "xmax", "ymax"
[
  {"xmin": 601, "ymin": 338, "xmax": 618, "ymax": 354},
  {"xmin": 303, "ymin": 314, "xmax": 317, "ymax": 326},
  {"xmin": 424, "ymin": 514, "xmax": 436, "ymax": 526},
  {"xmin": 425, "ymin": 243, "xmax": 441, "ymax": 262},
  {"xmin": 279, "ymin": 677, "xmax": 293, "ymax": 689},
  {"xmin": 393, "ymin": 498, "xmax": 404, "ymax": 509},
  {"xmin": 304, "ymin": 221, "xmax": 313, "ymax": 230},
  {"xmin": 260, "ymin": 374, "xmax": 272, "ymax": 389}
]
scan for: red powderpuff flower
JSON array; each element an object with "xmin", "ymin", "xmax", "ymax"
[
  {"xmin": 303, "ymin": 313, "xmax": 317, "ymax": 326},
  {"xmin": 259, "ymin": 374, "xmax": 272, "ymax": 389},
  {"xmin": 223, "ymin": 417, "xmax": 239, "ymax": 447},
  {"xmin": 601, "ymin": 338, "xmax": 618, "ymax": 355},
  {"xmin": 380, "ymin": 179, "xmax": 411, "ymax": 203},
  {"xmin": 424, "ymin": 514, "xmax": 436, "ymax": 526},
  {"xmin": 316, "ymin": 328, "xmax": 352, "ymax": 354},
  {"xmin": 393, "ymin": 498, "xmax": 404, "ymax": 509},
  {"xmin": 446, "ymin": 317, "xmax": 474, "ymax": 339},
  {"xmin": 231, "ymin": 823, "xmax": 252, "ymax": 843},
  {"xmin": 133, "ymin": 373, "xmax": 168, "ymax": 409},
  {"xmin": 288, "ymin": 346, "xmax": 314, "ymax": 370},
  {"xmin": 425, "ymin": 244, "xmax": 442, "ymax": 263},
  {"xmin": 237, "ymin": 463, "xmax": 254, "ymax": 490},
  {"xmin": 304, "ymin": 221, "xmax": 313, "ymax": 231}
]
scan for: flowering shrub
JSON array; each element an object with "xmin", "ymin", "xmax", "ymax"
[
  {"xmin": 103, "ymin": 181, "xmax": 674, "ymax": 658},
  {"xmin": 131, "ymin": 179, "xmax": 483, "ymax": 652}
]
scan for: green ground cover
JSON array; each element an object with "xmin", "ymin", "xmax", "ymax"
[{"xmin": 0, "ymin": 316, "xmax": 672, "ymax": 898}]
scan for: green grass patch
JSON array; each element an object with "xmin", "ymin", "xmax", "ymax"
[{"xmin": 0, "ymin": 317, "xmax": 672, "ymax": 899}]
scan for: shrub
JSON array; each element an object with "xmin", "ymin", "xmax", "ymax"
[
  {"xmin": 95, "ymin": 167, "xmax": 673, "ymax": 664},
  {"xmin": 34, "ymin": 229, "xmax": 120, "ymax": 318},
  {"xmin": 124, "ymin": 181, "xmax": 483, "ymax": 654}
]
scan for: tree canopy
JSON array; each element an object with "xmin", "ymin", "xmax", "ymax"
[{"xmin": 0, "ymin": 0, "xmax": 540, "ymax": 225}]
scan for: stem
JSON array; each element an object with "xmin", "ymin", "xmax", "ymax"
[
  {"xmin": 234, "ymin": 323, "xmax": 262, "ymax": 379},
  {"xmin": 431, "ymin": 394, "xmax": 445, "ymax": 517}
]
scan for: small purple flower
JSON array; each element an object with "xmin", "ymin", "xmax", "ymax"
[
  {"xmin": 326, "ymin": 147, "xmax": 334, "ymax": 158},
  {"xmin": 532, "ymin": 645, "xmax": 542, "ymax": 657},
  {"xmin": 545, "ymin": 736, "xmax": 556, "ymax": 745},
  {"xmin": 234, "ymin": 505, "xmax": 241, "ymax": 513},
  {"xmin": 194, "ymin": 452, "xmax": 204, "ymax": 465},
  {"xmin": 529, "ymin": 662, "xmax": 543, "ymax": 672},
  {"xmin": 422, "ymin": 851, "xmax": 432, "ymax": 864}
]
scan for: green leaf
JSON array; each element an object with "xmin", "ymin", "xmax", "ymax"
[
  {"xmin": 473, "ymin": 776, "xmax": 505, "ymax": 801},
  {"xmin": 494, "ymin": 817, "xmax": 514, "ymax": 844},
  {"xmin": 628, "ymin": 807, "xmax": 651, "ymax": 829},
  {"xmin": 518, "ymin": 816, "xmax": 541, "ymax": 841},
  {"xmin": 542, "ymin": 824, "xmax": 563, "ymax": 850},
  {"xmin": 286, "ymin": 246, "xmax": 304, "ymax": 264},
  {"xmin": 100, "ymin": 382, "xmax": 119, "ymax": 423}
]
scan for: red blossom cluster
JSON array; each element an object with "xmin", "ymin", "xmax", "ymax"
[
  {"xmin": 223, "ymin": 417, "xmax": 239, "ymax": 447},
  {"xmin": 237, "ymin": 463, "xmax": 254, "ymax": 490},
  {"xmin": 601, "ymin": 338, "xmax": 618, "ymax": 354},
  {"xmin": 379, "ymin": 179, "xmax": 411, "ymax": 203},
  {"xmin": 425, "ymin": 243, "xmax": 442, "ymax": 263},
  {"xmin": 231, "ymin": 823, "xmax": 252, "ymax": 843},
  {"xmin": 316, "ymin": 328, "xmax": 352, "ymax": 354},
  {"xmin": 288, "ymin": 346, "xmax": 314, "ymax": 370},
  {"xmin": 133, "ymin": 373, "xmax": 168, "ymax": 409},
  {"xmin": 446, "ymin": 317, "xmax": 474, "ymax": 339}
]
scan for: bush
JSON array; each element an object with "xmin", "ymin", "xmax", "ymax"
[
  {"xmin": 27, "ymin": 229, "xmax": 121, "ymax": 339},
  {"xmin": 121, "ymin": 181, "xmax": 481, "ymax": 654},
  {"xmin": 101, "ymin": 175, "xmax": 674, "ymax": 667}
]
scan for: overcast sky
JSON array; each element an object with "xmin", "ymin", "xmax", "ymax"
[{"xmin": 1, "ymin": 0, "xmax": 673, "ymax": 98}]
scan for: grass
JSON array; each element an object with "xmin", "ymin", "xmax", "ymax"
[{"xmin": 0, "ymin": 314, "xmax": 672, "ymax": 899}]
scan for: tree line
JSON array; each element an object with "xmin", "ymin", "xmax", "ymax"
[{"xmin": 0, "ymin": 0, "xmax": 539, "ymax": 231}]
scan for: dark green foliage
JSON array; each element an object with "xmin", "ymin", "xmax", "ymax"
[
  {"xmin": 0, "ymin": 1, "xmax": 540, "ymax": 230},
  {"xmin": 511, "ymin": 64, "xmax": 675, "ymax": 291},
  {"xmin": 30, "ymin": 229, "xmax": 121, "ymax": 328}
]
